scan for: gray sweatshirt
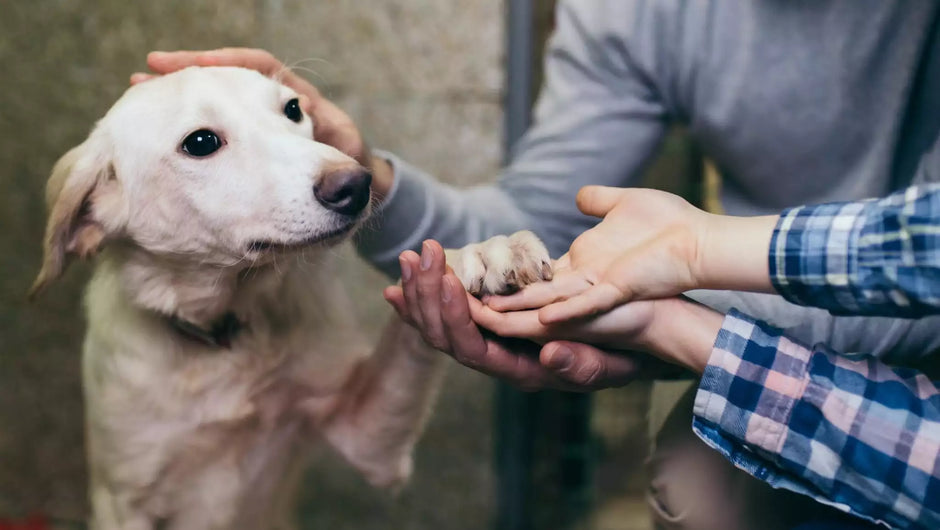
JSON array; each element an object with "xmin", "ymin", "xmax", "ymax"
[{"xmin": 356, "ymin": 0, "xmax": 940, "ymax": 364}]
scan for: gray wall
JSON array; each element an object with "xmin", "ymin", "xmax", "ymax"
[{"xmin": 1, "ymin": 2, "xmax": 503, "ymax": 528}]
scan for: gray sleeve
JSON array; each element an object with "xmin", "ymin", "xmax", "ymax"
[
  {"xmin": 355, "ymin": 0, "xmax": 668, "ymax": 276},
  {"xmin": 686, "ymin": 290, "xmax": 940, "ymax": 362}
]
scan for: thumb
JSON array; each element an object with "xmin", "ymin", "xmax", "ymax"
[{"xmin": 576, "ymin": 186, "xmax": 630, "ymax": 218}]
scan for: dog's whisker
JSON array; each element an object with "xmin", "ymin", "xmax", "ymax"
[
  {"xmin": 272, "ymin": 57, "xmax": 334, "ymax": 89},
  {"xmin": 286, "ymin": 65, "xmax": 328, "ymax": 86}
]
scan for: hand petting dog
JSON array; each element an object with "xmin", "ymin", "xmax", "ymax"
[{"xmin": 133, "ymin": 48, "xmax": 397, "ymax": 202}]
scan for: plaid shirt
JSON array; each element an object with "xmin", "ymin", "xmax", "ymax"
[
  {"xmin": 770, "ymin": 184, "xmax": 940, "ymax": 317},
  {"xmin": 693, "ymin": 185, "xmax": 940, "ymax": 529}
]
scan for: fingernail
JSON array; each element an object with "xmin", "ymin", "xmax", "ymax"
[
  {"xmin": 420, "ymin": 242, "xmax": 432, "ymax": 271},
  {"xmin": 400, "ymin": 257, "xmax": 412, "ymax": 282},
  {"xmin": 441, "ymin": 278, "xmax": 453, "ymax": 303},
  {"xmin": 547, "ymin": 345, "xmax": 574, "ymax": 370}
]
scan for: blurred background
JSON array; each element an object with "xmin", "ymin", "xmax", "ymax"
[{"xmin": 0, "ymin": 1, "xmax": 701, "ymax": 528}]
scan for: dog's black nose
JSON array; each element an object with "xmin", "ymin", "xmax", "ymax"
[{"xmin": 314, "ymin": 168, "xmax": 372, "ymax": 216}]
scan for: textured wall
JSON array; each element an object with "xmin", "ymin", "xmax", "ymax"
[{"xmin": 0, "ymin": 1, "xmax": 503, "ymax": 527}]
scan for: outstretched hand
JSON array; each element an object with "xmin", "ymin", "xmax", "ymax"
[{"xmin": 488, "ymin": 186, "xmax": 776, "ymax": 325}]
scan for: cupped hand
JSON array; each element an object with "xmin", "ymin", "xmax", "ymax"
[
  {"xmin": 383, "ymin": 241, "xmax": 657, "ymax": 391},
  {"xmin": 474, "ymin": 293, "xmax": 724, "ymax": 375}
]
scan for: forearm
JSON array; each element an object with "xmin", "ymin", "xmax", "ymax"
[
  {"xmin": 357, "ymin": 0, "xmax": 668, "ymax": 278},
  {"xmin": 696, "ymin": 213, "xmax": 778, "ymax": 293},
  {"xmin": 638, "ymin": 299, "xmax": 724, "ymax": 373},
  {"xmin": 767, "ymin": 184, "xmax": 940, "ymax": 316},
  {"xmin": 686, "ymin": 289, "xmax": 940, "ymax": 362},
  {"xmin": 355, "ymin": 151, "xmax": 534, "ymax": 277},
  {"xmin": 693, "ymin": 310, "xmax": 940, "ymax": 529}
]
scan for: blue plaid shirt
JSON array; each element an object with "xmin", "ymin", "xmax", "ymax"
[{"xmin": 693, "ymin": 185, "xmax": 940, "ymax": 529}]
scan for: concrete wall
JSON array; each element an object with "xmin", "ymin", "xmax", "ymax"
[{"xmin": 0, "ymin": 2, "xmax": 503, "ymax": 528}]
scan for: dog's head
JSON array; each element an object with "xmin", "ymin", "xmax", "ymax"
[{"xmin": 31, "ymin": 66, "xmax": 371, "ymax": 296}]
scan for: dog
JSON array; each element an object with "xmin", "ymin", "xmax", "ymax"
[{"xmin": 31, "ymin": 66, "xmax": 552, "ymax": 529}]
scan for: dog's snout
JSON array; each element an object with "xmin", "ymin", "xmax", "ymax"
[{"xmin": 314, "ymin": 168, "xmax": 372, "ymax": 216}]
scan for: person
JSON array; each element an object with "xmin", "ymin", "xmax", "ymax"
[
  {"xmin": 140, "ymin": 1, "xmax": 940, "ymax": 527},
  {"xmin": 461, "ymin": 183, "xmax": 940, "ymax": 529}
]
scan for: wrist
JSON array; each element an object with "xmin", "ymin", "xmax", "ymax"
[
  {"xmin": 366, "ymin": 152, "xmax": 395, "ymax": 204},
  {"xmin": 639, "ymin": 299, "xmax": 724, "ymax": 374},
  {"xmin": 697, "ymin": 213, "xmax": 778, "ymax": 293}
]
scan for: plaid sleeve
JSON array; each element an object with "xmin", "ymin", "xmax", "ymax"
[
  {"xmin": 693, "ymin": 310, "xmax": 940, "ymax": 530},
  {"xmin": 770, "ymin": 184, "xmax": 940, "ymax": 317}
]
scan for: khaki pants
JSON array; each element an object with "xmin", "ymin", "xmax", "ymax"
[{"xmin": 645, "ymin": 383, "xmax": 864, "ymax": 530}]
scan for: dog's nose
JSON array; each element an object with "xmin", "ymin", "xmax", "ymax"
[{"xmin": 314, "ymin": 168, "xmax": 372, "ymax": 216}]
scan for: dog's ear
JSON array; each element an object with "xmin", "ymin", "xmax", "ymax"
[{"xmin": 30, "ymin": 134, "xmax": 126, "ymax": 298}]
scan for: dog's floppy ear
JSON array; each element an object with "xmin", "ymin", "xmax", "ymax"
[{"xmin": 30, "ymin": 133, "xmax": 126, "ymax": 298}]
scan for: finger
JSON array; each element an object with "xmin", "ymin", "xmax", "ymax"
[
  {"xmin": 438, "ymin": 273, "xmax": 489, "ymax": 361},
  {"xmin": 148, "ymin": 49, "xmax": 275, "ymax": 74},
  {"xmin": 538, "ymin": 283, "xmax": 628, "ymax": 324},
  {"xmin": 399, "ymin": 251, "xmax": 424, "ymax": 328},
  {"xmin": 484, "ymin": 272, "xmax": 591, "ymax": 312},
  {"xmin": 130, "ymin": 72, "xmax": 157, "ymax": 85},
  {"xmin": 147, "ymin": 50, "xmax": 216, "ymax": 73},
  {"xmin": 382, "ymin": 285, "xmax": 414, "ymax": 326},
  {"xmin": 469, "ymin": 300, "xmax": 549, "ymax": 341},
  {"xmin": 147, "ymin": 49, "xmax": 321, "ymax": 98},
  {"xmin": 206, "ymin": 48, "xmax": 322, "ymax": 97},
  {"xmin": 476, "ymin": 338, "xmax": 578, "ymax": 392},
  {"xmin": 575, "ymin": 185, "xmax": 630, "ymax": 218},
  {"xmin": 440, "ymin": 282, "xmax": 537, "ymax": 382},
  {"xmin": 414, "ymin": 241, "xmax": 448, "ymax": 349},
  {"xmin": 540, "ymin": 341, "xmax": 642, "ymax": 390},
  {"xmin": 442, "ymin": 289, "xmax": 585, "ymax": 391}
]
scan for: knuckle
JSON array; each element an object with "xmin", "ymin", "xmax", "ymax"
[
  {"xmin": 415, "ymin": 279, "xmax": 436, "ymax": 298},
  {"xmin": 572, "ymin": 358, "xmax": 607, "ymax": 387},
  {"xmin": 451, "ymin": 350, "xmax": 476, "ymax": 368},
  {"xmin": 429, "ymin": 340, "xmax": 450, "ymax": 352}
]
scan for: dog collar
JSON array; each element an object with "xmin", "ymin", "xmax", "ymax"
[{"xmin": 169, "ymin": 312, "xmax": 243, "ymax": 348}]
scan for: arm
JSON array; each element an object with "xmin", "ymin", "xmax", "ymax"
[
  {"xmin": 491, "ymin": 185, "xmax": 940, "ymax": 362},
  {"xmin": 470, "ymin": 293, "xmax": 940, "ymax": 528},
  {"xmin": 502, "ymin": 183, "xmax": 940, "ymax": 316},
  {"xmin": 694, "ymin": 310, "xmax": 940, "ymax": 529},
  {"xmin": 356, "ymin": 0, "xmax": 669, "ymax": 275},
  {"xmin": 768, "ymin": 184, "xmax": 940, "ymax": 316},
  {"xmin": 138, "ymin": 2, "xmax": 671, "ymax": 391}
]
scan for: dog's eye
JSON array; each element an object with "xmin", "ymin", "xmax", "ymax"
[
  {"xmin": 284, "ymin": 98, "xmax": 303, "ymax": 123},
  {"xmin": 181, "ymin": 129, "xmax": 222, "ymax": 157}
]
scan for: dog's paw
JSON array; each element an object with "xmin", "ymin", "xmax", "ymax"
[{"xmin": 448, "ymin": 230, "xmax": 553, "ymax": 296}]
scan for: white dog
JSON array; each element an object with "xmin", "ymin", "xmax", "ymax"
[{"xmin": 31, "ymin": 66, "xmax": 552, "ymax": 530}]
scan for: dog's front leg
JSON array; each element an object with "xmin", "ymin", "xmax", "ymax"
[
  {"xmin": 320, "ymin": 230, "xmax": 552, "ymax": 488},
  {"xmin": 320, "ymin": 317, "xmax": 446, "ymax": 488}
]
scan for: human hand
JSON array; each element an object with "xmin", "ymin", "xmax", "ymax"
[
  {"xmin": 131, "ymin": 48, "xmax": 394, "ymax": 200},
  {"xmin": 489, "ymin": 186, "xmax": 776, "ymax": 324},
  {"xmin": 383, "ymin": 241, "xmax": 659, "ymax": 391},
  {"xmin": 473, "ymin": 294, "xmax": 724, "ymax": 374}
]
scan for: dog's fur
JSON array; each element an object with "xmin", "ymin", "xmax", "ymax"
[{"xmin": 32, "ymin": 66, "xmax": 551, "ymax": 530}]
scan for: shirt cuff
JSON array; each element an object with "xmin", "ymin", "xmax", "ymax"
[
  {"xmin": 694, "ymin": 309, "xmax": 812, "ymax": 457},
  {"xmin": 769, "ymin": 201, "xmax": 868, "ymax": 311},
  {"xmin": 354, "ymin": 149, "xmax": 435, "ymax": 277}
]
